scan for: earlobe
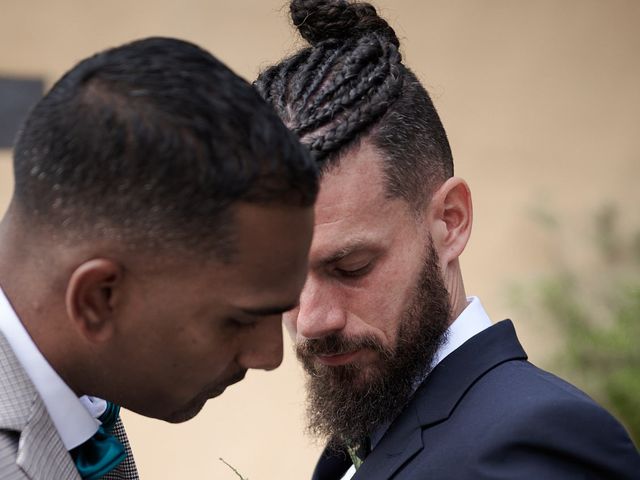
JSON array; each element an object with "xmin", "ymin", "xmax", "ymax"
[
  {"xmin": 428, "ymin": 177, "xmax": 473, "ymax": 264},
  {"xmin": 66, "ymin": 259, "xmax": 123, "ymax": 343}
]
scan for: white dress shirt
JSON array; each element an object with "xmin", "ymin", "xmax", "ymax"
[
  {"xmin": 0, "ymin": 286, "xmax": 101, "ymax": 450},
  {"xmin": 340, "ymin": 296, "xmax": 493, "ymax": 480},
  {"xmin": 430, "ymin": 296, "xmax": 493, "ymax": 368}
]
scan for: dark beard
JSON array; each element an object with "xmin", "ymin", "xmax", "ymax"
[{"xmin": 296, "ymin": 240, "xmax": 451, "ymax": 445}]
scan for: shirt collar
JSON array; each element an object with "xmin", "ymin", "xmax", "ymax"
[
  {"xmin": 431, "ymin": 296, "xmax": 492, "ymax": 368},
  {"xmin": 0, "ymin": 286, "xmax": 100, "ymax": 450}
]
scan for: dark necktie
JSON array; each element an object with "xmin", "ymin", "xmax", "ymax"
[
  {"xmin": 70, "ymin": 402, "xmax": 126, "ymax": 480},
  {"xmin": 346, "ymin": 437, "xmax": 371, "ymax": 470}
]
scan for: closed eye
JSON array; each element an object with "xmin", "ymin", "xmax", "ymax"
[
  {"xmin": 335, "ymin": 262, "xmax": 373, "ymax": 278},
  {"xmin": 227, "ymin": 317, "xmax": 259, "ymax": 330}
]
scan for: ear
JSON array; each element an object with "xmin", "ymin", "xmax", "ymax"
[
  {"xmin": 65, "ymin": 259, "xmax": 124, "ymax": 343},
  {"xmin": 426, "ymin": 177, "xmax": 473, "ymax": 267}
]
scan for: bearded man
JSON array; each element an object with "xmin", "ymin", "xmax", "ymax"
[{"xmin": 255, "ymin": 1, "xmax": 640, "ymax": 479}]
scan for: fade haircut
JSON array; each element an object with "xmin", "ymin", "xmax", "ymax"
[
  {"xmin": 13, "ymin": 37, "xmax": 318, "ymax": 257},
  {"xmin": 255, "ymin": 0, "xmax": 453, "ymax": 207}
]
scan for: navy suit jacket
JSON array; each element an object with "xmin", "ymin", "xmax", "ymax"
[{"xmin": 312, "ymin": 320, "xmax": 640, "ymax": 479}]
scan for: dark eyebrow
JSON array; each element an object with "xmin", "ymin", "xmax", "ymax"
[
  {"xmin": 320, "ymin": 239, "xmax": 371, "ymax": 266},
  {"xmin": 239, "ymin": 303, "xmax": 299, "ymax": 316}
]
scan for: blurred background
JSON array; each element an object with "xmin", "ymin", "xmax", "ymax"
[{"xmin": 1, "ymin": 0, "xmax": 638, "ymax": 478}]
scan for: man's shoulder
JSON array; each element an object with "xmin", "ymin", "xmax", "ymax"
[
  {"xmin": 442, "ymin": 358, "xmax": 639, "ymax": 477},
  {"xmin": 454, "ymin": 358, "xmax": 621, "ymax": 433},
  {"xmin": 438, "ymin": 326, "xmax": 632, "ymax": 446},
  {"xmin": 402, "ymin": 354, "xmax": 638, "ymax": 479},
  {"xmin": 467, "ymin": 356, "xmax": 598, "ymax": 409},
  {"xmin": 423, "ymin": 319, "xmax": 613, "ymax": 420},
  {"xmin": 397, "ymin": 322, "xmax": 640, "ymax": 479}
]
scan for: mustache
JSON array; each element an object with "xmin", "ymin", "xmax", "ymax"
[{"xmin": 296, "ymin": 333, "xmax": 391, "ymax": 360}]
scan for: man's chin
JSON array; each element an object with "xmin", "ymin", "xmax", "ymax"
[{"xmin": 164, "ymin": 398, "xmax": 208, "ymax": 423}]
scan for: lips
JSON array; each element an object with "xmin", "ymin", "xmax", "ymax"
[{"xmin": 315, "ymin": 350, "xmax": 361, "ymax": 366}]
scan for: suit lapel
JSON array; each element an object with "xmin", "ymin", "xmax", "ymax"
[
  {"xmin": 0, "ymin": 332, "xmax": 79, "ymax": 480},
  {"xmin": 0, "ymin": 333, "xmax": 35, "ymax": 432},
  {"xmin": 352, "ymin": 404, "xmax": 423, "ymax": 480},
  {"xmin": 18, "ymin": 397, "xmax": 80, "ymax": 480},
  {"xmin": 340, "ymin": 320, "xmax": 527, "ymax": 480}
]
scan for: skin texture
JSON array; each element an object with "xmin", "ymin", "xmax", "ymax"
[
  {"xmin": 0, "ymin": 201, "xmax": 314, "ymax": 423},
  {"xmin": 284, "ymin": 138, "xmax": 473, "ymax": 389}
]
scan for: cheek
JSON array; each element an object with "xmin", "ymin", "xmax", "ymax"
[
  {"xmin": 363, "ymin": 296, "xmax": 404, "ymax": 340},
  {"xmin": 356, "ymin": 268, "xmax": 418, "ymax": 337}
]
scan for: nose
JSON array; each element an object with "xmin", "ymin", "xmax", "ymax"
[
  {"xmin": 238, "ymin": 317, "xmax": 284, "ymax": 371},
  {"xmin": 289, "ymin": 276, "xmax": 347, "ymax": 340}
]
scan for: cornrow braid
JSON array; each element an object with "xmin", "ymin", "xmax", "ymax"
[
  {"xmin": 288, "ymin": 43, "xmax": 336, "ymax": 110},
  {"xmin": 303, "ymin": 39, "xmax": 402, "ymax": 159},
  {"xmin": 256, "ymin": 1, "xmax": 403, "ymax": 166},
  {"xmin": 295, "ymin": 41, "xmax": 350, "ymax": 114},
  {"xmin": 265, "ymin": 49, "xmax": 313, "ymax": 119},
  {"xmin": 256, "ymin": 0, "xmax": 454, "ymax": 206},
  {"xmin": 293, "ymin": 40, "xmax": 398, "ymax": 137}
]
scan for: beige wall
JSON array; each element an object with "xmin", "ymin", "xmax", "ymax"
[{"xmin": 1, "ymin": 1, "xmax": 639, "ymax": 478}]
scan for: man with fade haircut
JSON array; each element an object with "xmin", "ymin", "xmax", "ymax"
[
  {"xmin": 0, "ymin": 37, "xmax": 318, "ymax": 479},
  {"xmin": 255, "ymin": 1, "xmax": 640, "ymax": 479}
]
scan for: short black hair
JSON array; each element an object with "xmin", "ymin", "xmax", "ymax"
[
  {"xmin": 255, "ymin": 0, "xmax": 453, "ymax": 207},
  {"xmin": 13, "ymin": 36, "xmax": 318, "ymax": 256}
]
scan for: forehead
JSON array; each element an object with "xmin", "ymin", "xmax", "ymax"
[
  {"xmin": 222, "ymin": 201, "xmax": 314, "ymax": 296},
  {"xmin": 313, "ymin": 142, "xmax": 414, "ymax": 259},
  {"xmin": 133, "ymin": 202, "xmax": 314, "ymax": 311}
]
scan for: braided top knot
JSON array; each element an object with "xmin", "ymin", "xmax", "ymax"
[
  {"xmin": 256, "ymin": 0, "xmax": 453, "ymax": 206},
  {"xmin": 255, "ymin": 0, "xmax": 406, "ymax": 164},
  {"xmin": 290, "ymin": 0, "xmax": 400, "ymax": 49}
]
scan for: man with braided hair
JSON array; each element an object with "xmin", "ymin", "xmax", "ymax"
[{"xmin": 255, "ymin": 1, "xmax": 640, "ymax": 479}]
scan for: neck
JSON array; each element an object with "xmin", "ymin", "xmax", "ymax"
[
  {"xmin": 0, "ymin": 206, "xmax": 86, "ymax": 396},
  {"xmin": 445, "ymin": 259, "xmax": 467, "ymax": 324}
]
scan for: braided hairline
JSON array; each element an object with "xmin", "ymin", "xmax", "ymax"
[
  {"xmin": 303, "ymin": 37, "xmax": 403, "ymax": 162},
  {"xmin": 257, "ymin": 1, "xmax": 453, "ymax": 208},
  {"xmin": 255, "ymin": 4, "xmax": 405, "ymax": 163},
  {"xmin": 293, "ymin": 58, "xmax": 389, "ymax": 137},
  {"xmin": 287, "ymin": 32, "xmax": 403, "ymax": 145},
  {"xmin": 306, "ymin": 45, "xmax": 403, "ymax": 162},
  {"xmin": 289, "ymin": 46, "xmax": 333, "ymax": 108},
  {"xmin": 268, "ymin": 50, "xmax": 312, "ymax": 120},
  {"xmin": 296, "ymin": 42, "xmax": 350, "ymax": 113},
  {"xmin": 310, "ymin": 35, "xmax": 389, "ymax": 109}
]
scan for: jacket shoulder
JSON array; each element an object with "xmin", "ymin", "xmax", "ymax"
[{"xmin": 444, "ymin": 360, "xmax": 640, "ymax": 479}]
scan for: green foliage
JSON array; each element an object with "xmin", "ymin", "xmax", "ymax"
[{"xmin": 513, "ymin": 205, "xmax": 640, "ymax": 445}]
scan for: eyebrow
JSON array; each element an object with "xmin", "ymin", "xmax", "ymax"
[
  {"xmin": 319, "ymin": 239, "xmax": 372, "ymax": 266},
  {"xmin": 239, "ymin": 303, "xmax": 299, "ymax": 316}
]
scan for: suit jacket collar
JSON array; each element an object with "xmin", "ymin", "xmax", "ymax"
[
  {"xmin": 413, "ymin": 319, "xmax": 527, "ymax": 427},
  {"xmin": 313, "ymin": 320, "xmax": 528, "ymax": 480},
  {"xmin": 0, "ymin": 331, "xmax": 35, "ymax": 431},
  {"xmin": 0, "ymin": 332, "xmax": 79, "ymax": 480}
]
